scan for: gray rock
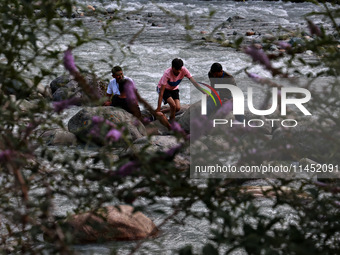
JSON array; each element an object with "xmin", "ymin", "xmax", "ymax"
[
  {"xmin": 50, "ymin": 75, "xmax": 71, "ymax": 94},
  {"xmin": 51, "ymin": 130, "xmax": 78, "ymax": 146},
  {"xmin": 106, "ymin": 7, "xmax": 116, "ymax": 14},
  {"xmin": 68, "ymin": 106, "xmax": 146, "ymax": 145},
  {"xmin": 38, "ymin": 128, "xmax": 78, "ymax": 146},
  {"xmin": 177, "ymin": 101, "xmax": 202, "ymax": 133},
  {"xmin": 132, "ymin": 135, "xmax": 180, "ymax": 152},
  {"xmin": 61, "ymin": 205, "xmax": 158, "ymax": 243},
  {"xmin": 49, "ymin": 74, "xmax": 108, "ymax": 105},
  {"xmin": 52, "ymin": 87, "xmax": 69, "ymax": 102}
]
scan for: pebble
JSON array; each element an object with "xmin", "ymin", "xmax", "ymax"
[
  {"xmin": 106, "ymin": 7, "xmax": 116, "ymax": 13},
  {"xmin": 263, "ymin": 34, "xmax": 276, "ymax": 42}
]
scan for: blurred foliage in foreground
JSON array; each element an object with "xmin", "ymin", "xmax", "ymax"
[{"xmin": 0, "ymin": 0, "xmax": 340, "ymax": 254}]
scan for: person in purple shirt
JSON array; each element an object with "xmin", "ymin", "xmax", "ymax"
[{"xmin": 156, "ymin": 58, "xmax": 206, "ymax": 121}]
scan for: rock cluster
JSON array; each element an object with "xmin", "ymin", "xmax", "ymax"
[{"xmin": 62, "ymin": 205, "xmax": 159, "ymax": 243}]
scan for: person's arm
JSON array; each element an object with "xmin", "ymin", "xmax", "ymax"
[
  {"xmin": 103, "ymin": 93, "xmax": 112, "ymax": 106},
  {"xmin": 156, "ymin": 85, "xmax": 166, "ymax": 112},
  {"xmin": 189, "ymin": 77, "xmax": 208, "ymax": 94}
]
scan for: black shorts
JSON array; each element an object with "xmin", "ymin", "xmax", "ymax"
[{"xmin": 157, "ymin": 87, "xmax": 179, "ymax": 105}]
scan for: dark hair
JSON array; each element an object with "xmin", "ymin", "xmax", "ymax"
[
  {"xmin": 111, "ymin": 66, "xmax": 122, "ymax": 75},
  {"xmin": 172, "ymin": 58, "xmax": 184, "ymax": 70},
  {"xmin": 210, "ymin": 63, "xmax": 223, "ymax": 74}
]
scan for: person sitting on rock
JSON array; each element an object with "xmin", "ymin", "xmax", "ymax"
[
  {"xmin": 156, "ymin": 58, "xmax": 206, "ymax": 122},
  {"xmin": 111, "ymin": 78, "xmax": 142, "ymax": 119},
  {"xmin": 113, "ymin": 79, "xmax": 171, "ymax": 129},
  {"xmin": 104, "ymin": 66, "xmax": 135, "ymax": 106}
]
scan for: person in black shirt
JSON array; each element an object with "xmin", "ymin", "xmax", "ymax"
[
  {"xmin": 208, "ymin": 62, "xmax": 237, "ymax": 101},
  {"xmin": 111, "ymin": 78, "xmax": 142, "ymax": 119},
  {"xmin": 207, "ymin": 63, "xmax": 244, "ymax": 121}
]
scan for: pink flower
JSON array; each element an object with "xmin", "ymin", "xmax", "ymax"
[
  {"xmin": 124, "ymin": 79, "xmax": 138, "ymax": 107},
  {"xmin": 0, "ymin": 150, "xmax": 15, "ymax": 163},
  {"xmin": 106, "ymin": 128, "xmax": 122, "ymax": 142},
  {"xmin": 89, "ymin": 125, "xmax": 101, "ymax": 138},
  {"xmin": 53, "ymin": 97, "xmax": 80, "ymax": 113},
  {"xmin": 247, "ymin": 72, "xmax": 262, "ymax": 83},
  {"xmin": 307, "ymin": 19, "xmax": 321, "ymax": 37},
  {"xmin": 92, "ymin": 116, "xmax": 105, "ymax": 124},
  {"xmin": 277, "ymin": 41, "xmax": 292, "ymax": 49},
  {"xmin": 63, "ymin": 48, "xmax": 78, "ymax": 74},
  {"xmin": 170, "ymin": 122, "xmax": 185, "ymax": 135},
  {"xmin": 166, "ymin": 144, "xmax": 182, "ymax": 157},
  {"xmin": 244, "ymin": 45, "xmax": 272, "ymax": 70},
  {"xmin": 117, "ymin": 161, "xmax": 139, "ymax": 176}
]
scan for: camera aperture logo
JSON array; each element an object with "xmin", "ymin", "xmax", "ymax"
[{"xmin": 200, "ymin": 84, "xmax": 312, "ymax": 128}]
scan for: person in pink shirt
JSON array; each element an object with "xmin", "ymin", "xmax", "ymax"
[{"xmin": 156, "ymin": 58, "xmax": 205, "ymax": 121}]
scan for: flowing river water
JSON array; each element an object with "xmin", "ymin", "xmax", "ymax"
[{"xmin": 47, "ymin": 0, "xmax": 335, "ymax": 254}]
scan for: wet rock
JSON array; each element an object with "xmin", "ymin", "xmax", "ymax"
[
  {"xmin": 145, "ymin": 120, "xmax": 169, "ymax": 136},
  {"xmin": 129, "ymin": 135, "xmax": 189, "ymax": 170},
  {"xmin": 68, "ymin": 106, "xmax": 146, "ymax": 145},
  {"xmin": 62, "ymin": 205, "xmax": 158, "ymax": 243},
  {"xmin": 132, "ymin": 135, "xmax": 180, "ymax": 152},
  {"xmin": 16, "ymin": 99, "xmax": 39, "ymax": 112},
  {"xmin": 50, "ymin": 74, "xmax": 107, "ymax": 105},
  {"xmin": 95, "ymin": 6, "xmax": 108, "ymax": 14},
  {"xmin": 52, "ymin": 87, "xmax": 69, "ymax": 102},
  {"xmin": 106, "ymin": 7, "xmax": 116, "ymax": 14},
  {"xmin": 50, "ymin": 75, "xmax": 72, "ymax": 94},
  {"xmin": 177, "ymin": 101, "xmax": 202, "ymax": 133},
  {"xmin": 226, "ymin": 17, "xmax": 233, "ymax": 22},
  {"xmin": 233, "ymin": 15, "xmax": 245, "ymax": 20},
  {"xmin": 288, "ymin": 37, "xmax": 305, "ymax": 47},
  {"xmin": 263, "ymin": 34, "xmax": 276, "ymax": 42},
  {"xmin": 38, "ymin": 128, "xmax": 78, "ymax": 146}
]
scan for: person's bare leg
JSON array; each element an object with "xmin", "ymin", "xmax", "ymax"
[
  {"xmin": 154, "ymin": 112, "xmax": 171, "ymax": 129},
  {"xmin": 160, "ymin": 107, "xmax": 171, "ymax": 114},
  {"xmin": 174, "ymin": 99, "xmax": 180, "ymax": 113},
  {"xmin": 167, "ymin": 97, "xmax": 176, "ymax": 121}
]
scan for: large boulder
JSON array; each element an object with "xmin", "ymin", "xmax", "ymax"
[
  {"xmin": 68, "ymin": 106, "xmax": 146, "ymax": 145},
  {"xmin": 50, "ymin": 75, "xmax": 72, "ymax": 94},
  {"xmin": 131, "ymin": 135, "xmax": 180, "ymax": 152},
  {"xmin": 50, "ymin": 74, "xmax": 107, "ymax": 105},
  {"xmin": 177, "ymin": 101, "xmax": 202, "ymax": 133},
  {"xmin": 37, "ymin": 128, "xmax": 78, "ymax": 146},
  {"xmin": 128, "ymin": 135, "xmax": 189, "ymax": 170},
  {"xmin": 62, "ymin": 205, "xmax": 159, "ymax": 243}
]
